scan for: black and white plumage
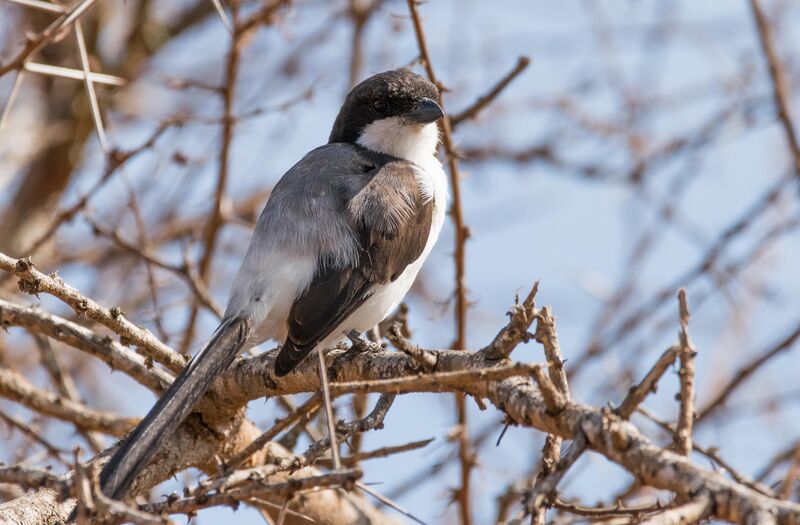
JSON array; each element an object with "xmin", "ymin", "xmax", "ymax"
[
  {"xmin": 275, "ymin": 147, "xmax": 437, "ymax": 374},
  {"xmin": 99, "ymin": 69, "xmax": 447, "ymax": 500}
]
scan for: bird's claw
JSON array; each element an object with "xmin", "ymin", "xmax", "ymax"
[{"xmin": 346, "ymin": 330, "xmax": 369, "ymax": 352}]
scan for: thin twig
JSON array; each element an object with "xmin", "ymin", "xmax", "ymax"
[
  {"xmin": 139, "ymin": 470, "xmax": 362, "ymax": 516},
  {"xmin": 0, "ymin": 297, "xmax": 173, "ymax": 392},
  {"xmin": 303, "ymin": 394, "xmax": 394, "ymax": 468},
  {"xmin": 450, "ymin": 56, "xmax": 530, "ymax": 128},
  {"xmin": 0, "ymin": 0, "xmax": 100, "ymax": 76},
  {"xmin": 0, "ymin": 410, "xmax": 67, "ymax": 463},
  {"xmin": 316, "ymin": 437, "xmax": 434, "ymax": 468},
  {"xmin": 87, "ymin": 218, "xmax": 223, "ymax": 318},
  {"xmin": 225, "ymin": 394, "xmax": 321, "ymax": 469},
  {"xmin": 482, "ymin": 282, "xmax": 538, "ymax": 360},
  {"xmin": 674, "ymin": 289, "xmax": 696, "ymax": 457},
  {"xmin": 572, "ymin": 173, "xmax": 796, "ymax": 377},
  {"xmin": 245, "ymin": 496, "xmax": 314, "ymax": 524},
  {"xmin": 780, "ymin": 446, "xmax": 800, "ymax": 500},
  {"xmin": 389, "ymin": 323, "xmax": 437, "ymax": 371},
  {"xmin": 34, "ymin": 336, "xmax": 104, "ymax": 453},
  {"xmin": 11, "ymin": 119, "xmax": 174, "ymax": 259},
  {"xmin": 552, "ymin": 498, "xmax": 664, "ymax": 519},
  {"xmin": 525, "ymin": 433, "xmax": 588, "ymax": 519},
  {"xmin": 347, "ymin": 0, "xmax": 386, "ymax": 87},
  {"xmin": 356, "ymin": 481, "xmax": 428, "ymax": 525},
  {"xmin": 235, "ymin": 0, "xmax": 290, "ymax": 36},
  {"xmin": 530, "ymin": 303, "xmax": 570, "ymax": 524},
  {"xmin": 616, "ymin": 346, "xmax": 679, "ymax": 419},
  {"xmin": 0, "ymin": 366, "xmax": 138, "ymax": 435},
  {"xmin": 637, "ymin": 406, "xmax": 773, "ymax": 497},
  {"xmin": 696, "ymin": 320, "xmax": 800, "ymax": 422},
  {"xmin": 274, "ymin": 497, "xmax": 290, "ymax": 525},
  {"xmin": 276, "ymin": 397, "xmax": 323, "ymax": 449},
  {"xmin": 749, "ymin": 0, "xmax": 800, "ymax": 184},
  {"xmin": 638, "ymin": 492, "xmax": 712, "ymax": 525},
  {"xmin": 0, "ymin": 251, "xmax": 185, "ymax": 373}
]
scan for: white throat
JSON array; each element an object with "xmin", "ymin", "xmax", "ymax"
[{"xmin": 356, "ymin": 117, "xmax": 439, "ymax": 164}]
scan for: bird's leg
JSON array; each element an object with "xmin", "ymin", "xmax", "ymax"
[
  {"xmin": 346, "ymin": 329, "xmax": 370, "ymax": 352},
  {"xmin": 316, "ymin": 345, "xmax": 341, "ymax": 470}
]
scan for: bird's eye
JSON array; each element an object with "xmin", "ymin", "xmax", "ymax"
[{"xmin": 372, "ymin": 99, "xmax": 387, "ymax": 113}]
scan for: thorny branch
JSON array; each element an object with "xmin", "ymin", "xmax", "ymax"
[
  {"xmin": 2, "ymin": 2, "xmax": 800, "ymax": 524},
  {"xmin": 0, "ymin": 0, "xmax": 99, "ymax": 77},
  {"xmin": 2, "ymin": 252, "xmax": 799, "ymax": 524},
  {"xmin": 0, "ymin": 297, "xmax": 173, "ymax": 393},
  {"xmin": 528, "ymin": 303, "xmax": 571, "ymax": 525},
  {"xmin": 0, "ymin": 365, "xmax": 137, "ymax": 436},
  {"xmin": 0, "ymin": 252, "xmax": 185, "ymax": 373}
]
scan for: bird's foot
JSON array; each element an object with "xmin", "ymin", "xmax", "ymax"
[
  {"xmin": 346, "ymin": 330, "xmax": 383, "ymax": 353},
  {"xmin": 346, "ymin": 330, "xmax": 369, "ymax": 352}
]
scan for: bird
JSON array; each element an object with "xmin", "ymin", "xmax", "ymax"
[{"xmin": 99, "ymin": 68, "xmax": 448, "ymax": 501}]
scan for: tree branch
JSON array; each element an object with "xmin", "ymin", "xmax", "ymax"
[
  {"xmin": 0, "ymin": 252, "xmax": 185, "ymax": 373},
  {"xmin": 0, "ymin": 367, "xmax": 137, "ymax": 435},
  {"xmin": 0, "ymin": 297, "xmax": 172, "ymax": 393},
  {"xmin": 749, "ymin": 0, "xmax": 800, "ymax": 185}
]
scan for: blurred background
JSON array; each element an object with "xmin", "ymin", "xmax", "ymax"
[{"xmin": 2, "ymin": 0, "xmax": 800, "ymax": 523}]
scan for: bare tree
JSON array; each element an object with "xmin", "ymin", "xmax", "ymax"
[{"xmin": 2, "ymin": 1, "xmax": 800, "ymax": 524}]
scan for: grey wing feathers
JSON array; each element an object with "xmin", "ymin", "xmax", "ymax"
[
  {"xmin": 252, "ymin": 144, "xmax": 379, "ymax": 269},
  {"xmin": 274, "ymin": 146, "xmax": 433, "ymax": 376}
]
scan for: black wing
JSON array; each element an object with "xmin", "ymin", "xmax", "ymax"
[{"xmin": 274, "ymin": 160, "xmax": 434, "ymax": 376}]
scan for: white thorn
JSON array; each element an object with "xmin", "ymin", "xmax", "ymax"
[
  {"xmin": 3, "ymin": 0, "xmax": 64, "ymax": 13},
  {"xmin": 316, "ymin": 345, "xmax": 341, "ymax": 470},
  {"xmin": 0, "ymin": 70, "xmax": 24, "ymax": 131},
  {"xmin": 25, "ymin": 62, "xmax": 125, "ymax": 86},
  {"xmin": 209, "ymin": 0, "xmax": 234, "ymax": 35},
  {"xmin": 74, "ymin": 21, "xmax": 108, "ymax": 153}
]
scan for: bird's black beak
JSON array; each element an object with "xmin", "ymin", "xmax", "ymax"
[{"xmin": 404, "ymin": 98, "xmax": 444, "ymax": 125}]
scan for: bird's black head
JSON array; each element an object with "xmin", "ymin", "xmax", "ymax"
[{"xmin": 328, "ymin": 69, "xmax": 443, "ymax": 146}]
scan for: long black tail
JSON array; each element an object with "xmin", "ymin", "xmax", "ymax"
[{"xmin": 99, "ymin": 316, "xmax": 250, "ymax": 500}]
